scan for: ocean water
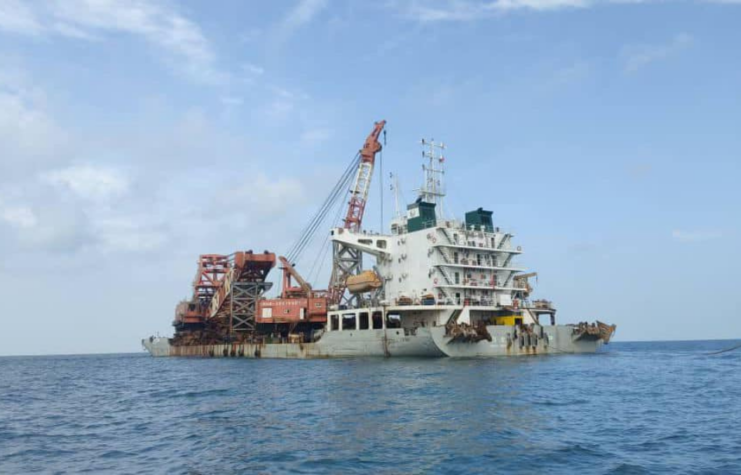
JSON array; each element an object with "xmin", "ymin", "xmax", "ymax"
[{"xmin": 1, "ymin": 341, "xmax": 740, "ymax": 474}]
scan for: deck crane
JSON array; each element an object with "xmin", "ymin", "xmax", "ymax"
[
  {"xmin": 329, "ymin": 120, "xmax": 386, "ymax": 306},
  {"xmin": 278, "ymin": 256, "xmax": 314, "ymax": 299},
  {"xmin": 251, "ymin": 120, "xmax": 386, "ymax": 332},
  {"xmin": 343, "ymin": 120, "xmax": 386, "ymax": 232}
]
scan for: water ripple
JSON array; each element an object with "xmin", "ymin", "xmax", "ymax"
[{"xmin": 1, "ymin": 341, "xmax": 740, "ymax": 474}]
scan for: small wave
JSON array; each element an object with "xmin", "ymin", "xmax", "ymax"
[
  {"xmin": 533, "ymin": 398, "xmax": 589, "ymax": 406},
  {"xmin": 605, "ymin": 462, "xmax": 651, "ymax": 474}
]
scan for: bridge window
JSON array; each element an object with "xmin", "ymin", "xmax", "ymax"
[
  {"xmin": 330, "ymin": 314, "xmax": 339, "ymax": 331},
  {"xmin": 454, "ymin": 272, "xmax": 460, "ymax": 284},
  {"xmin": 342, "ymin": 313, "xmax": 357, "ymax": 331},
  {"xmin": 454, "ymin": 252, "xmax": 459, "ymax": 264},
  {"xmin": 386, "ymin": 313, "xmax": 402, "ymax": 329},
  {"xmin": 372, "ymin": 311, "xmax": 383, "ymax": 329},
  {"xmin": 376, "ymin": 240, "xmax": 387, "ymax": 249},
  {"xmin": 359, "ymin": 312, "xmax": 369, "ymax": 330}
]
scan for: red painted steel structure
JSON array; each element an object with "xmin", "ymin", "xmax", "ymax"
[
  {"xmin": 343, "ymin": 120, "xmax": 386, "ymax": 232},
  {"xmin": 210, "ymin": 252, "xmax": 275, "ymax": 317},
  {"xmin": 174, "ymin": 251, "xmax": 276, "ymax": 329},
  {"xmin": 256, "ymin": 256, "xmax": 328, "ymax": 324},
  {"xmin": 194, "ymin": 254, "xmax": 229, "ymax": 307},
  {"xmin": 173, "ymin": 121, "xmax": 385, "ymax": 337}
]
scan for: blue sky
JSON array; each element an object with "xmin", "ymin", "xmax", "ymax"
[{"xmin": 0, "ymin": 0, "xmax": 739, "ymax": 355}]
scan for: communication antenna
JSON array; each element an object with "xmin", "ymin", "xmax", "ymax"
[
  {"xmin": 390, "ymin": 172, "xmax": 403, "ymax": 220},
  {"xmin": 418, "ymin": 138, "xmax": 446, "ymax": 218}
]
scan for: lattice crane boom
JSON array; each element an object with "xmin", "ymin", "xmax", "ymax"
[
  {"xmin": 328, "ymin": 119, "xmax": 386, "ymax": 306},
  {"xmin": 343, "ymin": 120, "xmax": 386, "ymax": 232}
]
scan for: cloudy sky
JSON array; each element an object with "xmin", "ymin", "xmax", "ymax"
[{"xmin": 1, "ymin": 0, "xmax": 739, "ymax": 355}]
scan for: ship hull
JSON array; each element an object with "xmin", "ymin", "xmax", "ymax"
[{"xmin": 143, "ymin": 324, "xmax": 604, "ymax": 359}]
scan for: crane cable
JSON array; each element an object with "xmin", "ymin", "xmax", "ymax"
[
  {"xmin": 285, "ymin": 152, "xmax": 360, "ymax": 264},
  {"xmin": 289, "ymin": 154, "xmax": 357, "ymax": 261},
  {"xmin": 306, "ymin": 193, "xmax": 345, "ymax": 284},
  {"xmin": 380, "ymin": 130, "xmax": 385, "ymax": 232},
  {"xmin": 287, "ymin": 153, "xmax": 356, "ymax": 261}
]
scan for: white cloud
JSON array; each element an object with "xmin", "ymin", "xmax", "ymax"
[
  {"xmin": 0, "ymin": 70, "xmax": 68, "ymax": 173},
  {"xmin": 237, "ymin": 63, "xmax": 265, "ymax": 86},
  {"xmin": 0, "ymin": 194, "xmax": 93, "ymax": 252},
  {"xmin": 671, "ymin": 229, "xmax": 723, "ymax": 242},
  {"xmin": 0, "ymin": 0, "xmax": 43, "ymax": 35},
  {"xmin": 93, "ymin": 216, "xmax": 168, "ymax": 253},
  {"xmin": 0, "ymin": 204, "xmax": 37, "ymax": 229},
  {"xmin": 399, "ymin": 0, "xmax": 587, "ymax": 22},
  {"xmin": 0, "ymin": 69, "xmax": 314, "ymax": 257},
  {"xmin": 622, "ymin": 33, "xmax": 693, "ymax": 73},
  {"xmin": 282, "ymin": 0, "xmax": 328, "ymax": 31},
  {"xmin": 263, "ymin": 86, "xmax": 310, "ymax": 122},
  {"xmin": 552, "ymin": 60, "xmax": 591, "ymax": 84},
  {"xmin": 220, "ymin": 95, "xmax": 244, "ymax": 107},
  {"xmin": 217, "ymin": 173, "xmax": 305, "ymax": 215},
  {"xmin": 0, "ymin": 1, "xmax": 226, "ymax": 85},
  {"xmin": 43, "ymin": 165, "xmax": 129, "ymax": 201},
  {"xmin": 397, "ymin": 0, "xmax": 738, "ymax": 21},
  {"xmin": 243, "ymin": 63, "xmax": 265, "ymax": 76},
  {"xmin": 495, "ymin": 0, "xmax": 589, "ymax": 10},
  {"xmin": 274, "ymin": 0, "xmax": 328, "ymax": 45},
  {"xmin": 52, "ymin": 22, "xmax": 99, "ymax": 40}
]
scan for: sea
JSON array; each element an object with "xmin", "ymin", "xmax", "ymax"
[{"xmin": 1, "ymin": 340, "xmax": 740, "ymax": 474}]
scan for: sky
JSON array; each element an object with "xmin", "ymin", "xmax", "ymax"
[{"xmin": 0, "ymin": 0, "xmax": 740, "ymax": 355}]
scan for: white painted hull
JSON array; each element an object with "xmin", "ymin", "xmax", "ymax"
[{"xmin": 143, "ymin": 324, "xmax": 604, "ymax": 359}]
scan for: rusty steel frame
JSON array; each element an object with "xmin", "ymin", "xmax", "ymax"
[
  {"xmin": 331, "ymin": 242, "xmax": 361, "ymax": 308},
  {"xmin": 194, "ymin": 254, "xmax": 229, "ymax": 308},
  {"xmin": 230, "ymin": 280, "xmax": 272, "ymax": 333}
]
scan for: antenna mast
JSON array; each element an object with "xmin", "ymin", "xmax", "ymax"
[
  {"xmin": 390, "ymin": 172, "xmax": 403, "ymax": 219},
  {"xmin": 419, "ymin": 138, "xmax": 446, "ymax": 218}
]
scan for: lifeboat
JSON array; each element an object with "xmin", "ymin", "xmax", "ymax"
[{"xmin": 346, "ymin": 270, "xmax": 383, "ymax": 293}]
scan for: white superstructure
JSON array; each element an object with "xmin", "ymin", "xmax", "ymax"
[{"xmin": 329, "ymin": 139, "xmax": 539, "ymax": 327}]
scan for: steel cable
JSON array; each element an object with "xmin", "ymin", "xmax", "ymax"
[
  {"xmin": 286, "ymin": 158, "xmax": 356, "ymax": 263},
  {"xmin": 285, "ymin": 153, "xmax": 360, "ymax": 264}
]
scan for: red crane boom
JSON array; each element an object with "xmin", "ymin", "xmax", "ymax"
[
  {"xmin": 328, "ymin": 120, "xmax": 386, "ymax": 305},
  {"xmin": 343, "ymin": 120, "xmax": 386, "ymax": 232}
]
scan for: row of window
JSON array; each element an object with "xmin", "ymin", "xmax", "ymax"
[
  {"xmin": 452, "ymin": 272, "xmax": 502, "ymax": 286},
  {"xmin": 453, "ymin": 235, "xmax": 499, "ymax": 249},
  {"xmin": 453, "ymin": 252, "xmax": 498, "ymax": 267},
  {"xmin": 328, "ymin": 312, "xmax": 403, "ymax": 331}
]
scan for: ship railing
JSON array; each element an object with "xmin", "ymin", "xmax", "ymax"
[
  {"xmin": 437, "ymin": 297, "xmax": 499, "ymax": 307},
  {"xmin": 440, "ymin": 219, "xmax": 466, "ymax": 230}
]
